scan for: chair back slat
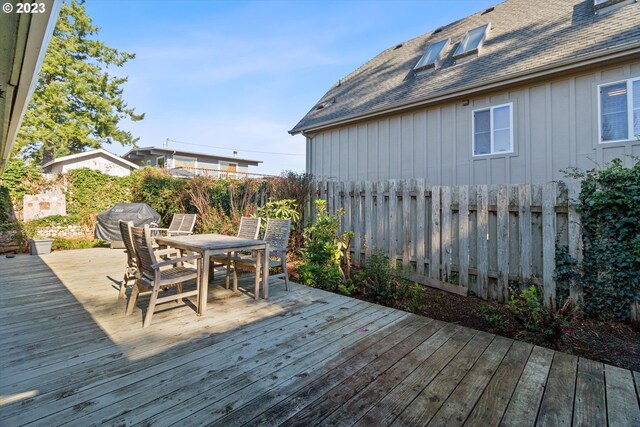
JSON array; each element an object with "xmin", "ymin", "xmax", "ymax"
[
  {"xmin": 167, "ymin": 213, "xmax": 197, "ymax": 233},
  {"xmin": 131, "ymin": 225, "xmax": 157, "ymax": 281},
  {"xmin": 237, "ymin": 217, "xmax": 261, "ymax": 240},
  {"xmin": 119, "ymin": 220, "xmax": 136, "ymax": 269},
  {"xmin": 180, "ymin": 214, "xmax": 197, "ymax": 233},
  {"xmin": 264, "ymin": 218, "xmax": 291, "ymax": 251}
]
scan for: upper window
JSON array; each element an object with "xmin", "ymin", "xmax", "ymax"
[
  {"xmin": 473, "ymin": 103, "xmax": 513, "ymax": 156},
  {"xmin": 599, "ymin": 78, "xmax": 640, "ymax": 143},
  {"xmin": 594, "ymin": 0, "xmax": 631, "ymax": 12},
  {"xmin": 454, "ymin": 24, "xmax": 489, "ymax": 58},
  {"xmin": 414, "ymin": 38, "xmax": 449, "ymax": 71}
]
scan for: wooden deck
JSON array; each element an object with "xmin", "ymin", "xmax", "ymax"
[{"xmin": 0, "ymin": 248, "xmax": 638, "ymax": 426}]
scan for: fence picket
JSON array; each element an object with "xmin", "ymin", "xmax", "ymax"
[
  {"xmin": 441, "ymin": 186, "xmax": 452, "ymax": 283},
  {"xmin": 364, "ymin": 181, "xmax": 373, "ymax": 257},
  {"xmin": 567, "ymin": 181, "xmax": 583, "ymax": 304},
  {"xmin": 402, "ymin": 180, "xmax": 412, "ymax": 268},
  {"xmin": 388, "ymin": 180, "xmax": 398, "ymax": 268},
  {"xmin": 430, "ymin": 186, "xmax": 441, "ymax": 280},
  {"xmin": 519, "ymin": 184, "xmax": 532, "ymax": 288},
  {"xmin": 497, "ymin": 185, "xmax": 509, "ymax": 303},
  {"xmin": 542, "ymin": 182, "xmax": 557, "ymax": 309},
  {"xmin": 458, "ymin": 185, "xmax": 470, "ymax": 288},
  {"xmin": 376, "ymin": 180, "xmax": 385, "ymax": 252},
  {"xmin": 477, "ymin": 185, "xmax": 489, "ymax": 300},
  {"xmin": 415, "ymin": 179, "xmax": 426, "ymax": 275}
]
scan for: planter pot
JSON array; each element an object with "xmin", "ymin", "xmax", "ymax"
[{"xmin": 29, "ymin": 238, "xmax": 55, "ymax": 255}]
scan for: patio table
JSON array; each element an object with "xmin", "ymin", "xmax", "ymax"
[{"xmin": 155, "ymin": 234, "xmax": 269, "ymax": 316}]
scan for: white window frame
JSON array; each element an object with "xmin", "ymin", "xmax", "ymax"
[
  {"xmin": 471, "ymin": 102, "xmax": 514, "ymax": 157},
  {"xmin": 413, "ymin": 38, "xmax": 450, "ymax": 72},
  {"xmin": 597, "ymin": 77, "xmax": 640, "ymax": 144}
]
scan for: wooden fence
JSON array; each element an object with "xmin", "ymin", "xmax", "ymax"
[{"xmin": 313, "ymin": 179, "xmax": 583, "ymax": 309}]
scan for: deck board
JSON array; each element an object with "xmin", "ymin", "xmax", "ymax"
[{"xmin": 0, "ymin": 248, "xmax": 638, "ymax": 426}]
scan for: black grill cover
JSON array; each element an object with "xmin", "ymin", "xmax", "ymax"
[{"xmin": 94, "ymin": 203, "xmax": 161, "ymax": 245}]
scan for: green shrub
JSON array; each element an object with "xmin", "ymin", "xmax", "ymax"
[
  {"xmin": 255, "ymin": 199, "xmax": 300, "ymax": 240},
  {"xmin": 298, "ymin": 200, "xmax": 352, "ymax": 291},
  {"xmin": 355, "ymin": 251, "xmax": 422, "ymax": 310},
  {"xmin": 509, "ymin": 285, "xmax": 577, "ymax": 344},
  {"xmin": 51, "ymin": 237, "xmax": 109, "ymax": 251}
]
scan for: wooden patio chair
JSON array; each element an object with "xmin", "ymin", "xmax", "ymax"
[
  {"xmin": 230, "ymin": 218, "xmax": 291, "ymax": 299},
  {"xmin": 210, "ymin": 216, "xmax": 261, "ymax": 289},
  {"xmin": 118, "ymin": 220, "xmax": 180, "ymax": 299},
  {"xmin": 126, "ymin": 224, "xmax": 202, "ymax": 328},
  {"xmin": 149, "ymin": 213, "xmax": 197, "ymax": 237}
]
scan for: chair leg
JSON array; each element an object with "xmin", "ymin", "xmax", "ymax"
[
  {"xmin": 126, "ymin": 284, "xmax": 139, "ymax": 315},
  {"xmin": 176, "ymin": 282, "xmax": 183, "ymax": 304},
  {"xmin": 233, "ymin": 261, "xmax": 239, "ymax": 293},
  {"xmin": 119, "ymin": 273, "xmax": 128, "ymax": 299},
  {"xmin": 282, "ymin": 258, "xmax": 289, "ymax": 291},
  {"xmin": 143, "ymin": 287, "xmax": 160, "ymax": 328}
]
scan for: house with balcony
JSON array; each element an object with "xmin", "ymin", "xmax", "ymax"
[{"xmin": 122, "ymin": 146, "xmax": 263, "ymax": 178}]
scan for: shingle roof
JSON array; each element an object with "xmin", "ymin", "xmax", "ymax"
[{"xmin": 290, "ymin": 0, "xmax": 640, "ymax": 134}]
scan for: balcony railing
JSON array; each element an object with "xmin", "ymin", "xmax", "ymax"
[{"xmin": 167, "ymin": 166, "xmax": 276, "ymax": 180}]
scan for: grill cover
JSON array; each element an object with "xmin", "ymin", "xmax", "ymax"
[{"xmin": 94, "ymin": 203, "xmax": 161, "ymax": 246}]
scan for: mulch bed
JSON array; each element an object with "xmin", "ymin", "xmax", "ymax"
[{"xmin": 289, "ymin": 262, "xmax": 640, "ymax": 372}]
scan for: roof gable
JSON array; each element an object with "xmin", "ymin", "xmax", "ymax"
[
  {"xmin": 41, "ymin": 149, "xmax": 139, "ymax": 170},
  {"xmin": 291, "ymin": 0, "xmax": 640, "ymax": 134}
]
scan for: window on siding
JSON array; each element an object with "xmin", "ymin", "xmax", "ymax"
[
  {"xmin": 454, "ymin": 24, "xmax": 489, "ymax": 58},
  {"xmin": 599, "ymin": 78, "xmax": 640, "ymax": 142},
  {"xmin": 414, "ymin": 38, "xmax": 449, "ymax": 71},
  {"xmin": 473, "ymin": 103, "xmax": 513, "ymax": 156}
]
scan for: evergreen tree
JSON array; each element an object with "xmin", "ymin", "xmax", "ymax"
[{"xmin": 14, "ymin": 0, "xmax": 144, "ymax": 163}]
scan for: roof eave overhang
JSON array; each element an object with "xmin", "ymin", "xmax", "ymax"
[{"xmin": 290, "ymin": 42, "xmax": 640, "ymax": 136}]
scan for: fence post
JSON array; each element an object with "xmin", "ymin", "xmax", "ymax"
[
  {"xmin": 542, "ymin": 182, "xmax": 557, "ymax": 310},
  {"xmin": 364, "ymin": 181, "xmax": 373, "ymax": 258}
]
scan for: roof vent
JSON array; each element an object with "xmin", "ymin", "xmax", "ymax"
[
  {"xmin": 482, "ymin": 6, "xmax": 494, "ymax": 15},
  {"xmin": 433, "ymin": 27, "xmax": 442, "ymax": 34},
  {"xmin": 316, "ymin": 104, "xmax": 325, "ymax": 111},
  {"xmin": 394, "ymin": 44, "xmax": 403, "ymax": 50}
]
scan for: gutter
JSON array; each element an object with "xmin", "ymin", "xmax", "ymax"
[{"xmin": 290, "ymin": 41, "xmax": 640, "ymax": 136}]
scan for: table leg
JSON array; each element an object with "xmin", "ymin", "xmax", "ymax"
[
  {"xmin": 254, "ymin": 250, "xmax": 261, "ymax": 301},
  {"xmin": 199, "ymin": 249, "xmax": 211, "ymax": 316},
  {"xmin": 263, "ymin": 244, "xmax": 269, "ymax": 300}
]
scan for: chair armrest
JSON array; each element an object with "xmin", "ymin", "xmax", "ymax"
[
  {"xmin": 148, "ymin": 227, "xmax": 168, "ymax": 232},
  {"xmin": 156, "ymin": 248, "xmax": 180, "ymax": 257},
  {"xmin": 167, "ymin": 230, "xmax": 193, "ymax": 236},
  {"xmin": 152, "ymin": 254, "xmax": 201, "ymax": 269}
]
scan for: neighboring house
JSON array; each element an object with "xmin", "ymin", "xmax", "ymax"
[
  {"xmin": 41, "ymin": 149, "xmax": 139, "ymax": 177},
  {"xmin": 122, "ymin": 147, "xmax": 263, "ymax": 178},
  {"xmin": 290, "ymin": 0, "xmax": 640, "ymax": 186}
]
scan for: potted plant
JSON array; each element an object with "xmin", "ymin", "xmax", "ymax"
[{"xmin": 29, "ymin": 237, "xmax": 55, "ymax": 255}]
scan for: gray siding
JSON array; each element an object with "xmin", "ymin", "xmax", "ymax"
[{"xmin": 307, "ymin": 60, "xmax": 640, "ymax": 185}]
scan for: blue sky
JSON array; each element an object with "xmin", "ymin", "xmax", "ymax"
[{"xmin": 86, "ymin": 0, "xmax": 497, "ymax": 175}]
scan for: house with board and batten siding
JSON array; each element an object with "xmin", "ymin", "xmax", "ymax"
[{"xmin": 290, "ymin": 0, "xmax": 640, "ymax": 185}]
